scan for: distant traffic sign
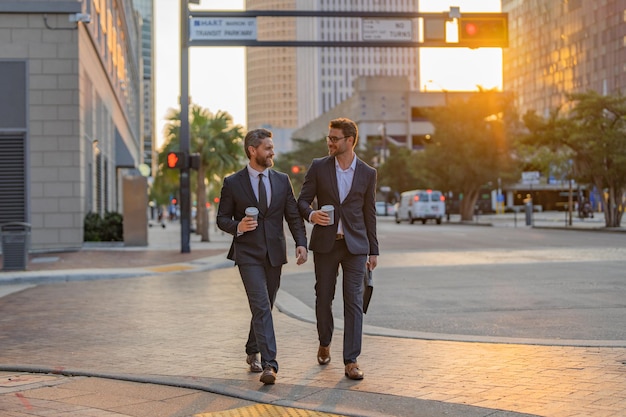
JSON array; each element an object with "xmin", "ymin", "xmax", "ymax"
[
  {"xmin": 522, "ymin": 171, "xmax": 540, "ymax": 185},
  {"xmin": 190, "ymin": 17, "xmax": 257, "ymax": 41},
  {"xmin": 362, "ymin": 19, "xmax": 412, "ymax": 41}
]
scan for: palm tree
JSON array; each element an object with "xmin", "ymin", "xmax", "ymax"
[{"xmin": 161, "ymin": 104, "xmax": 245, "ymax": 241}]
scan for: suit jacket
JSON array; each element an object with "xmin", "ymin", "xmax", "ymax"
[
  {"xmin": 298, "ymin": 156, "xmax": 379, "ymax": 256},
  {"xmin": 217, "ymin": 167, "xmax": 307, "ymax": 267}
]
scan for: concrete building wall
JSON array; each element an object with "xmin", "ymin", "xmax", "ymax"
[
  {"xmin": 0, "ymin": 11, "xmax": 83, "ymax": 250},
  {"xmin": 0, "ymin": 1, "xmax": 143, "ymax": 252},
  {"xmin": 292, "ymin": 76, "xmax": 475, "ymax": 155}
]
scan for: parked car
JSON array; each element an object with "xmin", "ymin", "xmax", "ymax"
[
  {"xmin": 395, "ymin": 189, "xmax": 446, "ymax": 224},
  {"xmin": 375, "ymin": 201, "xmax": 396, "ymax": 216}
]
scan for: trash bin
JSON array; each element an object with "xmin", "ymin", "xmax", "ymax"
[{"xmin": 1, "ymin": 222, "xmax": 31, "ymax": 271}]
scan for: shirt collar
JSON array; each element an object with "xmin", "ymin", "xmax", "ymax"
[
  {"xmin": 247, "ymin": 164, "xmax": 268, "ymax": 178},
  {"xmin": 335, "ymin": 155, "xmax": 357, "ymax": 172}
]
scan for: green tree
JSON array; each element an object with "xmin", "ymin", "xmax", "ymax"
[
  {"xmin": 419, "ymin": 90, "xmax": 517, "ymax": 221},
  {"xmin": 159, "ymin": 104, "xmax": 245, "ymax": 241},
  {"xmin": 377, "ymin": 144, "xmax": 425, "ymax": 197},
  {"xmin": 522, "ymin": 91, "xmax": 626, "ymax": 227}
]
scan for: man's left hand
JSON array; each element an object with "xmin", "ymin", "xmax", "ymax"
[
  {"xmin": 295, "ymin": 246, "xmax": 308, "ymax": 265},
  {"xmin": 367, "ymin": 255, "xmax": 378, "ymax": 271}
]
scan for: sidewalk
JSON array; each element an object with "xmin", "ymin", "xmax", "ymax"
[{"xmin": 0, "ymin": 216, "xmax": 625, "ymax": 417}]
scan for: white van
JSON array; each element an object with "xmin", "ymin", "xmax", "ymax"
[{"xmin": 395, "ymin": 189, "xmax": 446, "ymax": 225}]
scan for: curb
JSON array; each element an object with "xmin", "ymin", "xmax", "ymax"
[{"xmin": 0, "ymin": 364, "xmax": 539, "ymax": 417}]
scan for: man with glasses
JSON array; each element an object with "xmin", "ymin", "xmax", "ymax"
[{"xmin": 297, "ymin": 117, "xmax": 379, "ymax": 380}]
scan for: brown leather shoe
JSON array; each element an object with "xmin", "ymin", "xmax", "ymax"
[
  {"xmin": 246, "ymin": 353, "xmax": 262, "ymax": 373},
  {"xmin": 345, "ymin": 363, "xmax": 364, "ymax": 380},
  {"xmin": 317, "ymin": 344, "xmax": 331, "ymax": 365},
  {"xmin": 260, "ymin": 366, "xmax": 276, "ymax": 384}
]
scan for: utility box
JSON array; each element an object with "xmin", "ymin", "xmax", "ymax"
[
  {"xmin": 123, "ymin": 175, "xmax": 148, "ymax": 246},
  {"xmin": 1, "ymin": 222, "xmax": 31, "ymax": 271}
]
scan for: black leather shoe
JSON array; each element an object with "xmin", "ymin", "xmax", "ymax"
[
  {"xmin": 260, "ymin": 366, "xmax": 276, "ymax": 384},
  {"xmin": 246, "ymin": 353, "xmax": 262, "ymax": 373}
]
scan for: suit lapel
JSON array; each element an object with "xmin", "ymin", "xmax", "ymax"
[
  {"xmin": 326, "ymin": 157, "xmax": 340, "ymax": 201},
  {"xmin": 237, "ymin": 168, "xmax": 257, "ymax": 205}
]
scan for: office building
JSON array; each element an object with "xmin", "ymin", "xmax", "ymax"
[
  {"xmin": 245, "ymin": 0, "xmax": 420, "ymax": 142},
  {"xmin": 0, "ymin": 0, "xmax": 143, "ymax": 252},
  {"xmin": 502, "ymin": 0, "xmax": 626, "ymax": 116},
  {"xmin": 134, "ymin": 0, "xmax": 155, "ymax": 177}
]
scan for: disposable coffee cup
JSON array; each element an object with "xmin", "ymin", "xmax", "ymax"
[
  {"xmin": 245, "ymin": 207, "xmax": 259, "ymax": 221},
  {"xmin": 321, "ymin": 205, "xmax": 334, "ymax": 225}
]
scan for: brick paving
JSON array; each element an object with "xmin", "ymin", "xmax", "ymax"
[
  {"xmin": 1, "ymin": 266, "xmax": 625, "ymax": 416},
  {"xmin": 0, "ymin": 218, "xmax": 625, "ymax": 417}
]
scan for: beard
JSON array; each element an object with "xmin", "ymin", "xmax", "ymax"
[{"xmin": 255, "ymin": 154, "xmax": 274, "ymax": 168}]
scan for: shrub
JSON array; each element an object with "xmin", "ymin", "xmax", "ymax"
[{"xmin": 84, "ymin": 211, "xmax": 123, "ymax": 242}]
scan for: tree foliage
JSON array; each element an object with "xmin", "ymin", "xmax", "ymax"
[
  {"xmin": 154, "ymin": 104, "xmax": 245, "ymax": 241},
  {"xmin": 417, "ymin": 90, "xmax": 518, "ymax": 220},
  {"xmin": 377, "ymin": 144, "xmax": 425, "ymax": 201},
  {"xmin": 522, "ymin": 91, "xmax": 626, "ymax": 227}
]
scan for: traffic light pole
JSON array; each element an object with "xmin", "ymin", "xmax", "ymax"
[{"xmin": 179, "ymin": 0, "xmax": 191, "ymax": 253}]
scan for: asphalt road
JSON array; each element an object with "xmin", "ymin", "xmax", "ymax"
[{"xmin": 280, "ymin": 219, "xmax": 626, "ymax": 345}]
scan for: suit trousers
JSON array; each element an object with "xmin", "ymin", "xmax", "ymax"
[
  {"xmin": 313, "ymin": 239, "xmax": 367, "ymax": 365},
  {"xmin": 238, "ymin": 263, "xmax": 282, "ymax": 372}
]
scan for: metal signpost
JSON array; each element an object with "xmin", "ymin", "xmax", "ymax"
[{"xmin": 176, "ymin": 2, "xmax": 508, "ymax": 253}]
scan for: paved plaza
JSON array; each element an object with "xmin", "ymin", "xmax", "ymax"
[{"xmin": 0, "ymin": 214, "xmax": 625, "ymax": 417}]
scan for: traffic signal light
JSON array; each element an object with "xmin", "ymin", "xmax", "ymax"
[
  {"xmin": 291, "ymin": 165, "xmax": 305, "ymax": 174},
  {"xmin": 167, "ymin": 152, "xmax": 188, "ymax": 169},
  {"xmin": 458, "ymin": 16, "xmax": 508, "ymax": 47},
  {"xmin": 166, "ymin": 152, "xmax": 201, "ymax": 170}
]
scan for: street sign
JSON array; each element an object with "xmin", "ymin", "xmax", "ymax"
[
  {"xmin": 189, "ymin": 17, "xmax": 257, "ymax": 41},
  {"xmin": 362, "ymin": 19, "xmax": 412, "ymax": 41},
  {"xmin": 522, "ymin": 171, "xmax": 540, "ymax": 185}
]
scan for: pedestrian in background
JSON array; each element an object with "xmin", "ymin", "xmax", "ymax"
[
  {"xmin": 217, "ymin": 128, "xmax": 308, "ymax": 385},
  {"xmin": 297, "ymin": 117, "xmax": 379, "ymax": 380}
]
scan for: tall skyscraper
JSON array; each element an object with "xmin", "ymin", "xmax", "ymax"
[
  {"xmin": 502, "ymin": 0, "xmax": 626, "ymax": 117},
  {"xmin": 134, "ymin": 0, "xmax": 155, "ymax": 176},
  {"xmin": 245, "ymin": 0, "xmax": 420, "ymax": 132}
]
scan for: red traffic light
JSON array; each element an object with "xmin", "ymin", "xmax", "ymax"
[
  {"xmin": 458, "ymin": 16, "xmax": 508, "ymax": 47},
  {"xmin": 167, "ymin": 152, "xmax": 179, "ymax": 168},
  {"xmin": 291, "ymin": 165, "xmax": 305, "ymax": 174},
  {"xmin": 464, "ymin": 22, "xmax": 478, "ymax": 36},
  {"xmin": 167, "ymin": 151, "xmax": 188, "ymax": 169}
]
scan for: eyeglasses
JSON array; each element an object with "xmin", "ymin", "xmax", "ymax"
[{"xmin": 326, "ymin": 135, "xmax": 350, "ymax": 143}]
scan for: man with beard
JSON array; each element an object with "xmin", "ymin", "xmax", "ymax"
[
  {"xmin": 297, "ymin": 117, "xmax": 379, "ymax": 380},
  {"xmin": 217, "ymin": 128, "xmax": 308, "ymax": 385}
]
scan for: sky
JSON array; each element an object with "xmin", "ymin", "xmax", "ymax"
[{"xmin": 154, "ymin": 0, "xmax": 501, "ymax": 149}]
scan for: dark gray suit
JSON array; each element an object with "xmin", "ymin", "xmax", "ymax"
[
  {"xmin": 297, "ymin": 156, "xmax": 379, "ymax": 364},
  {"xmin": 217, "ymin": 167, "xmax": 307, "ymax": 372}
]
